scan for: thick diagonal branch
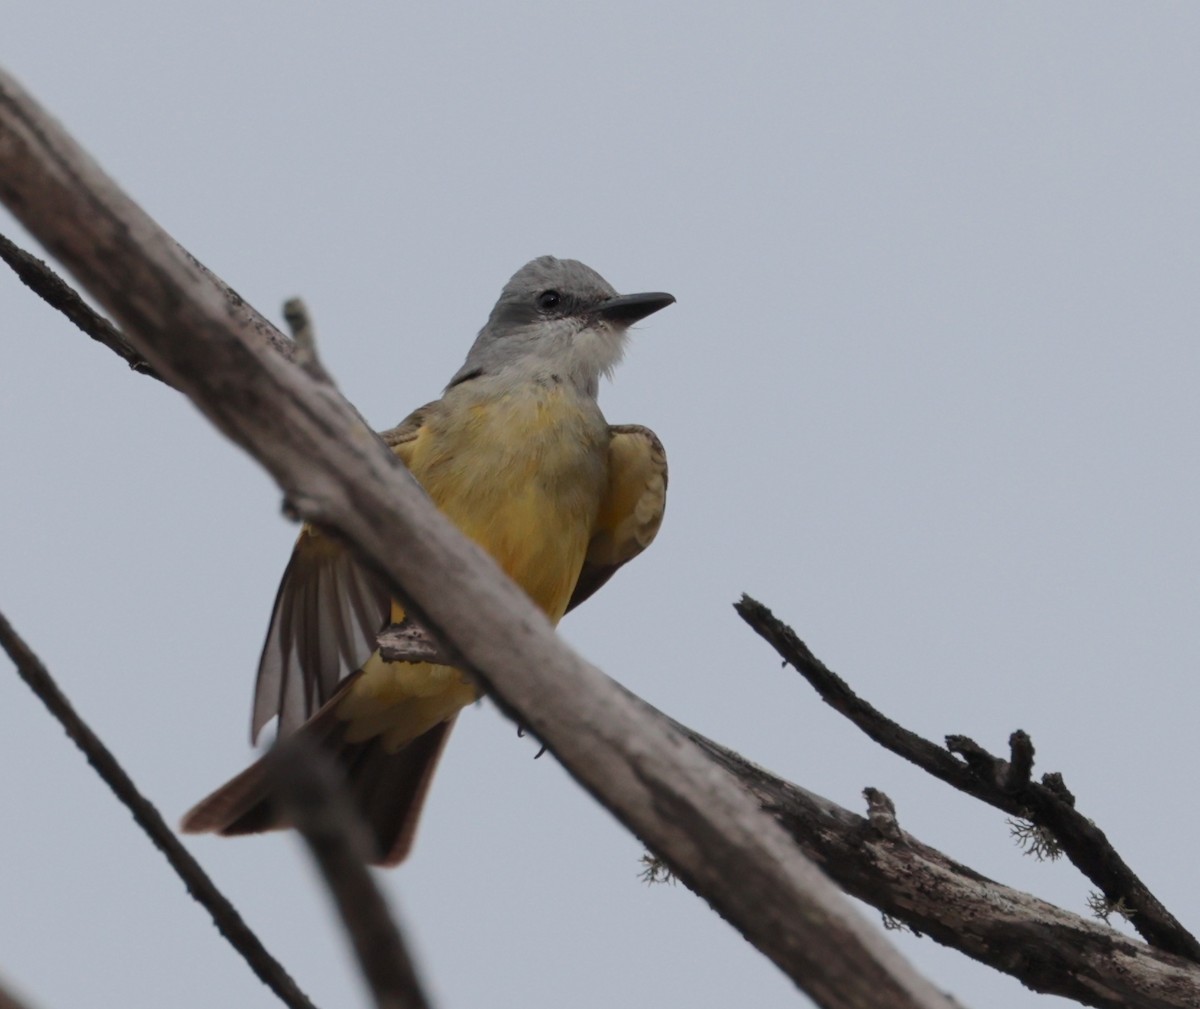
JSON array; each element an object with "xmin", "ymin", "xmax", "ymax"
[{"xmin": 672, "ymin": 716, "xmax": 1200, "ymax": 1009}]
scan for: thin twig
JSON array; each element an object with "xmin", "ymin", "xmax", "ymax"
[
  {"xmin": 672, "ymin": 714, "xmax": 1200, "ymax": 1009},
  {"xmin": 269, "ymin": 739, "xmax": 432, "ymax": 1009},
  {"xmin": 282, "ymin": 297, "xmax": 333, "ymax": 384},
  {"xmin": 1003, "ymin": 731, "xmax": 1035, "ymax": 791},
  {"xmin": 734, "ymin": 593, "xmax": 1200, "ymax": 962},
  {"xmin": 0, "ymin": 609, "xmax": 320, "ymax": 1009},
  {"xmin": 863, "ymin": 788, "xmax": 903, "ymax": 843},
  {"xmin": 0, "ymin": 230, "xmax": 164, "ymax": 382}
]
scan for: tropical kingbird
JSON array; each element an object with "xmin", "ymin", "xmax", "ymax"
[{"xmin": 182, "ymin": 256, "xmax": 673, "ymax": 864}]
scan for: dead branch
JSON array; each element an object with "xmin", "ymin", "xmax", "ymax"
[
  {"xmin": 734, "ymin": 593, "xmax": 1200, "ymax": 962},
  {"xmin": 269, "ymin": 739, "xmax": 432, "ymax": 1009},
  {"xmin": 670, "ymin": 713, "xmax": 1200, "ymax": 1009},
  {"xmin": 0, "ymin": 609, "xmax": 319, "ymax": 1009},
  {"xmin": 0, "ymin": 66, "xmax": 958, "ymax": 1009},
  {"xmin": 0, "ymin": 230, "xmax": 161, "ymax": 381}
]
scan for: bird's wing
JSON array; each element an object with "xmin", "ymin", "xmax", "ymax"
[
  {"xmin": 566, "ymin": 424, "xmax": 668, "ymax": 613},
  {"xmin": 250, "ymin": 402, "xmax": 437, "ymax": 742}
]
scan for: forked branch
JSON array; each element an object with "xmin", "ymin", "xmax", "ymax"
[{"xmin": 735, "ymin": 594, "xmax": 1200, "ymax": 961}]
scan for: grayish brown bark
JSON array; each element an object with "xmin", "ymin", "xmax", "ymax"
[
  {"xmin": 735, "ymin": 594, "xmax": 1200, "ymax": 961},
  {"xmin": 678, "ymin": 719, "xmax": 1200, "ymax": 1009},
  {"xmin": 269, "ymin": 739, "xmax": 432, "ymax": 1009}
]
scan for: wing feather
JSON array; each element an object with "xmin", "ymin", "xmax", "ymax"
[
  {"xmin": 567, "ymin": 424, "xmax": 667, "ymax": 612},
  {"xmin": 250, "ymin": 402, "xmax": 439, "ymax": 742},
  {"xmin": 251, "ymin": 533, "xmax": 392, "ymax": 742}
]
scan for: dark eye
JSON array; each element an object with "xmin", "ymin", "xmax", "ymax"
[{"xmin": 537, "ymin": 290, "xmax": 561, "ymax": 311}]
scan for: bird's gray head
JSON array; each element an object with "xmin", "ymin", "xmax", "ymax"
[{"xmin": 448, "ymin": 256, "xmax": 674, "ymax": 398}]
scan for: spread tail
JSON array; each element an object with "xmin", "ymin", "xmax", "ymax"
[{"xmin": 182, "ymin": 706, "xmax": 456, "ymax": 866}]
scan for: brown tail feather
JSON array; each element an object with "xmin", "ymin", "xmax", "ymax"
[
  {"xmin": 181, "ymin": 704, "xmax": 457, "ymax": 866},
  {"xmin": 348, "ymin": 717, "xmax": 456, "ymax": 865}
]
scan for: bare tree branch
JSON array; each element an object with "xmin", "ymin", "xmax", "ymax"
[
  {"xmin": 0, "ymin": 609, "xmax": 320, "ymax": 1009},
  {"xmin": 0, "ymin": 66, "xmax": 959, "ymax": 1009},
  {"xmin": 0, "ymin": 229, "xmax": 162, "ymax": 382},
  {"xmin": 673, "ymin": 717, "xmax": 1200, "ymax": 1009},
  {"xmin": 734, "ymin": 593, "xmax": 1200, "ymax": 962},
  {"xmin": 269, "ymin": 739, "xmax": 432, "ymax": 1009}
]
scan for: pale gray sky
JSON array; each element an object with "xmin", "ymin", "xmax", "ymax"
[{"xmin": 4, "ymin": 5, "xmax": 1200, "ymax": 1008}]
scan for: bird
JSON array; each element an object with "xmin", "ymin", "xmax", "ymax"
[{"xmin": 181, "ymin": 256, "xmax": 674, "ymax": 865}]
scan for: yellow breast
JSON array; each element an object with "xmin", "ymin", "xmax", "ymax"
[
  {"xmin": 408, "ymin": 381, "xmax": 609, "ymax": 619},
  {"xmin": 338, "ymin": 380, "xmax": 610, "ymax": 749}
]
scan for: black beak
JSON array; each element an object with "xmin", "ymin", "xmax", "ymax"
[{"xmin": 593, "ymin": 291, "xmax": 676, "ymax": 325}]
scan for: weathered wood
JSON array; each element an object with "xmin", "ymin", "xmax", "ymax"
[
  {"xmin": 270, "ymin": 739, "xmax": 431, "ymax": 1009},
  {"xmin": 681, "ymin": 721, "xmax": 1200, "ymax": 1009},
  {"xmin": 735, "ymin": 594, "xmax": 1200, "ymax": 962}
]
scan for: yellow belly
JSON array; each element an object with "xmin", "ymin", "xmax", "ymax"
[{"xmin": 338, "ymin": 382, "xmax": 608, "ymax": 749}]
